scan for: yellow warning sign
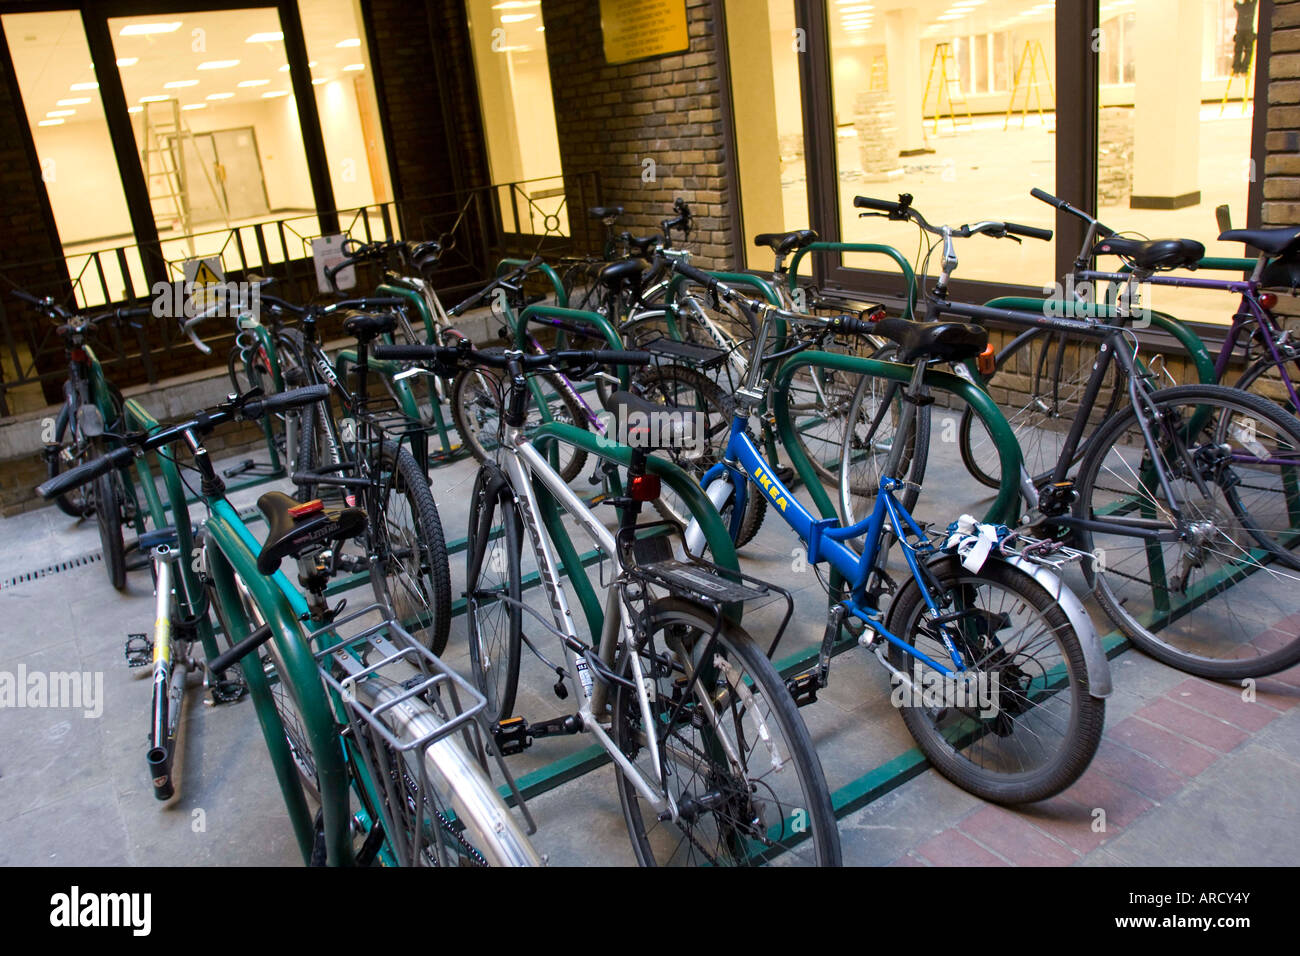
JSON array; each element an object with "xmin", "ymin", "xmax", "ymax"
[
  {"xmin": 600, "ymin": 0, "xmax": 689, "ymax": 65},
  {"xmin": 193, "ymin": 260, "xmax": 221, "ymax": 285}
]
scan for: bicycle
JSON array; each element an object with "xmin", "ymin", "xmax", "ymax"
[
  {"xmin": 36, "ymin": 386, "xmax": 541, "ymax": 866},
  {"xmin": 853, "ymin": 193, "xmax": 1300, "ymax": 680},
  {"xmin": 252, "ymin": 294, "xmax": 454, "ymax": 656},
  {"xmin": 375, "ymin": 338, "xmax": 841, "ymax": 866},
  {"xmin": 663, "ymin": 256, "xmax": 1110, "ymax": 804},
  {"xmin": 23, "ymin": 290, "xmax": 152, "ymax": 589}
]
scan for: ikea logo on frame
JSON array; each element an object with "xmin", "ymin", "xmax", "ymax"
[{"xmin": 753, "ymin": 466, "xmax": 788, "ymax": 512}]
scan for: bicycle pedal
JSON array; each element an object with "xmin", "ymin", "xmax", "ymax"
[
  {"xmin": 785, "ymin": 671, "xmax": 821, "ymax": 708},
  {"xmin": 492, "ymin": 716, "xmax": 531, "ymax": 756},
  {"xmin": 774, "ymin": 464, "xmax": 796, "ymax": 485},
  {"xmin": 124, "ymin": 634, "xmax": 153, "ymax": 668}
]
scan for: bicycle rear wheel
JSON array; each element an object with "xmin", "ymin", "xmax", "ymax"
[
  {"xmin": 347, "ymin": 675, "xmax": 540, "ymax": 866},
  {"xmin": 613, "ymin": 598, "xmax": 841, "ymax": 866},
  {"xmin": 960, "ymin": 327, "xmax": 1124, "ymax": 490},
  {"xmin": 884, "ymin": 555, "xmax": 1104, "ymax": 803},
  {"xmin": 1075, "ymin": 384, "xmax": 1300, "ymax": 678}
]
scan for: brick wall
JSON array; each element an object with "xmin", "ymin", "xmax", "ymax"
[
  {"xmin": 1265, "ymin": 0, "xmax": 1300, "ymax": 325},
  {"xmin": 541, "ymin": 0, "xmax": 734, "ymax": 266}
]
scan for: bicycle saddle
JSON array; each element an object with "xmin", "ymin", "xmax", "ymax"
[
  {"xmin": 341, "ymin": 310, "xmax": 397, "ymax": 341},
  {"xmin": 597, "ymin": 258, "xmax": 647, "ymax": 290},
  {"xmin": 1218, "ymin": 226, "xmax": 1300, "ymax": 257},
  {"xmin": 753, "ymin": 230, "xmax": 819, "ymax": 254},
  {"xmin": 589, "ymin": 206, "xmax": 624, "ymax": 220},
  {"xmin": 1092, "ymin": 237, "xmax": 1205, "ymax": 271},
  {"xmin": 255, "ymin": 491, "xmax": 366, "ymax": 575},
  {"xmin": 628, "ymin": 235, "xmax": 663, "ymax": 258},
  {"xmin": 873, "ymin": 316, "xmax": 987, "ymax": 363},
  {"xmin": 607, "ymin": 389, "xmax": 702, "ymax": 451}
]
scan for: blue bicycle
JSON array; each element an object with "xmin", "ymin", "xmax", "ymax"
[{"xmin": 659, "ymin": 259, "xmax": 1110, "ymax": 804}]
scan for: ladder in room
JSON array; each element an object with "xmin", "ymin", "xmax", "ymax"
[
  {"xmin": 1220, "ymin": 48, "xmax": 1255, "ymax": 116},
  {"xmin": 139, "ymin": 99, "xmax": 229, "ymax": 255},
  {"xmin": 921, "ymin": 43, "xmax": 971, "ymax": 134},
  {"xmin": 1004, "ymin": 40, "xmax": 1055, "ymax": 130}
]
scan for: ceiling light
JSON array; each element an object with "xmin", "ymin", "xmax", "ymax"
[
  {"xmin": 197, "ymin": 60, "xmax": 239, "ymax": 70},
  {"xmin": 238, "ymin": 79, "xmax": 270, "ymax": 87},
  {"xmin": 246, "ymin": 31, "xmax": 283, "ymax": 43},
  {"xmin": 116, "ymin": 57, "xmax": 138, "ymax": 67},
  {"xmin": 840, "ymin": 3, "xmax": 874, "ymax": 11},
  {"xmin": 492, "ymin": 1, "xmax": 540, "ymax": 7},
  {"xmin": 46, "ymin": 109, "xmax": 75, "ymax": 117},
  {"xmin": 38, "ymin": 118, "xmax": 64, "ymax": 126},
  {"xmin": 127, "ymin": 105, "xmax": 142, "ymax": 113},
  {"xmin": 343, "ymin": 63, "xmax": 363, "ymax": 71},
  {"xmin": 312, "ymin": 77, "xmax": 329, "ymax": 85},
  {"xmin": 262, "ymin": 90, "xmax": 290, "ymax": 98},
  {"xmin": 937, "ymin": 12, "xmax": 966, "ymax": 18},
  {"xmin": 57, "ymin": 97, "xmax": 91, "ymax": 106},
  {"xmin": 336, "ymin": 38, "xmax": 360, "ymax": 48},
  {"xmin": 182, "ymin": 103, "xmax": 206, "ymax": 110},
  {"xmin": 119, "ymin": 22, "xmax": 181, "ymax": 36},
  {"xmin": 70, "ymin": 82, "xmax": 99, "ymax": 91},
  {"xmin": 164, "ymin": 80, "xmax": 198, "ymax": 88},
  {"xmin": 206, "ymin": 92, "xmax": 234, "ymax": 100},
  {"xmin": 278, "ymin": 64, "xmax": 290, "ymax": 72},
  {"xmin": 501, "ymin": 13, "xmax": 535, "ymax": 21},
  {"xmin": 139, "ymin": 94, "xmax": 169, "ymax": 102}
]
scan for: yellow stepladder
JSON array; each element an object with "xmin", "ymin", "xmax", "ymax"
[
  {"xmin": 1004, "ymin": 40, "xmax": 1055, "ymax": 130},
  {"xmin": 921, "ymin": 43, "xmax": 972, "ymax": 133}
]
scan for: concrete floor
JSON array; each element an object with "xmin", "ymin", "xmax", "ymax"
[{"xmin": 1, "ymin": 401, "xmax": 1297, "ymax": 867}]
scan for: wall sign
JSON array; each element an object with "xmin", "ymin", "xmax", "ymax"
[{"xmin": 600, "ymin": 0, "xmax": 689, "ymax": 66}]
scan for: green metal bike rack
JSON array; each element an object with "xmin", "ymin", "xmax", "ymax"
[
  {"xmin": 498, "ymin": 257, "xmax": 569, "ymax": 308},
  {"xmin": 786, "ymin": 242, "xmax": 919, "ymax": 319}
]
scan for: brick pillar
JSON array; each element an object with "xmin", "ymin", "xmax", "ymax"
[
  {"xmin": 541, "ymin": 0, "xmax": 735, "ymax": 267},
  {"xmin": 1265, "ymin": 0, "xmax": 1300, "ymax": 327}
]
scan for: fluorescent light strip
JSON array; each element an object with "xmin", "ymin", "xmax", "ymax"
[
  {"xmin": 70, "ymin": 82, "xmax": 99, "ymax": 91},
  {"xmin": 57, "ymin": 97, "xmax": 91, "ymax": 106},
  {"xmin": 119, "ymin": 22, "xmax": 181, "ymax": 36},
  {"xmin": 206, "ymin": 92, "xmax": 234, "ymax": 100},
  {"xmin": 164, "ymin": 80, "xmax": 198, "ymax": 88},
  {"xmin": 38, "ymin": 118, "xmax": 64, "ymax": 126},
  {"xmin": 197, "ymin": 60, "xmax": 239, "ymax": 70},
  {"xmin": 336, "ymin": 38, "xmax": 360, "ymax": 48},
  {"xmin": 343, "ymin": 63, "xmax": 363, "ymax": 71},
  {"xmin": 246, "ymin": 31, "xmax": 283, "ymax": 43},
  {"xmin": 237, "ymin": 79, "xmax": 270, "ymax": 87},
  {"xmin": 262, "ymin": 90, "xmax": 290, "ymax": 98}
]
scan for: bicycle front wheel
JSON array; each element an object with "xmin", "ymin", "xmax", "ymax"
[
  {"xmin": 465, "ymin": 465, "xmax": 523, "ymax": 724},
  {"xmin": 1076, "ymin": 384, "xmax": 1300, "ymax": 679},
  {"xmin": 838, "ymin": 345, "xmax": 930, "ymax": 523},
  {"xmin": 613, "ymin": 598, "xmax": 841, "ymax": 866},
  {"xmin": 885, "ymin": 555, "xmax": 1104, "ymax": 803},
  {"xmin": 960, "ymin": 327, "xmax": 1124, "ymax": 490}
]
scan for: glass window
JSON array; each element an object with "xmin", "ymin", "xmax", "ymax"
[
  {"xmin": 109, "ymin": 9, "xmax": 316, "ymax": 266},
  {"xmin": 298, "ymin": 0, "xmax": 392, "ymax": 214},
  {"xmin": 464, "ymin": 0, "xmax": 567, "ymax": 237},
  {"xmin": 828, "ymin": 1, "xmax": 1057, "ymax": 285},
  {"xmin": 4, "ymin": 10, "xmax": 142, "ymax": 302},
  {"xmin": 724, "ymin": 0, "xmax": 809, "ymax": 271},
  {"xmin": 1096, "ymin": 0, "xmax": 1256, "ymax": 325}
]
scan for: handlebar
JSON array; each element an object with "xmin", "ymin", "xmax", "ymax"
[
  {"xmin": 34, "ymin": 385, "xmax": 331, "ymax": 500},
  {"xmin": 1030, "ymin": 187, "xmax": 1115, "ymax": 239}
]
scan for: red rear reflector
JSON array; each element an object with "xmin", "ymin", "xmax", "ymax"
[
  {"xmin": 288, "ymin": 499, "xmax": 325, "ymax": 517},
  {"xmin": 70, "ymin": 347, "xmax": 88, "ymax": 363},
  {"xmin": 866, "ymin": 308, "xmax": 886, "ymax": 322},
  {"xmin": 629, "ymin": 474, "xmax": 660, "ymax": 502},
  {"xmin": 1260, "ymin": 292, "xmax": 1278, "ymax": 311},
  {"xmin": 977, "ymin": 344, "xmax": 996, "ymax": 377}
]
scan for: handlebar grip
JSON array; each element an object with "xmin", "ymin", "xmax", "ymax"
[
  {"xmin": 36, "ymin": 444, "xmax": 135, "ymax": 499},
  {"xmin": 853, "ymin": 195, "xmax": 902, "ymax": 214},
  {"xmin": 241, "ymin": 384, "xmax": 330, "ymax": 421},
  {"xmin": 1004, "ymin": 221, "xmax": 1053, "ymax": 242},
  {"xmin": 828, "ymin": 315, "xmax": 877, "ymax": 337},
  {"xmin": 1030, "ymin": 187, "xmax": 1066, "ymax": 209},
  {"xmin": 12, "ymin": 290, "xmax": 45, "ymax": 306},
  {"xmin": 117, "ymin": 306, "xmax": 153, "ymax": 320},
  {"xmin": 664, "ymin": 257, "xmax": 720, "ymax": 292},
  {"xmin": 208, "ymin": 623, "xmax": 274, "ymax": 675},
  {"xmin": 372, "ymin": 344, "xmax": 454, "ymax": 362}
]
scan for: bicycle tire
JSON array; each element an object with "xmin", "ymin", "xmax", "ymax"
[
  {"xmin": 465, "ymin": 464, "xmax": 523, "ymax": 724},
  {"xmin": 372, "ymin": 441, "xmax": 452, "ymax": 656},
  {"xmin": 838, "ymin": 344, "xmax": 930, "ymax": 523},
  {"xmin": 884, "ymin": 555, "xmax": 1104, "ymax": 803},
  {"xmin": 1075, "ymin": 384, "xmax": 1300, "ymax": 679},
  {"xmin": 1233, "ymin": 349, "xmax": 1300, "ymax": 418},
  {"xmin": 959, "ymin": 327, "xmax": 1124, "ymax": 490},
  {"xmin": 613, "ymin": 597, "xmax": 841, "ymax": 866},
  {"xmin": 295, "ymin": 394, "xmax": 345, "ymax": 505},
  {"xmin": 94, "ymin": 465, "xmax": 127, "ymax": 590}
]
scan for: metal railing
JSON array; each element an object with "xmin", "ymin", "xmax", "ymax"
[{"xmin": 0, "ymin": 171, "xmax": 601, "ymax": 417}]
